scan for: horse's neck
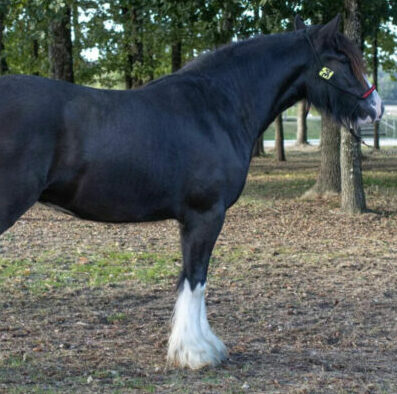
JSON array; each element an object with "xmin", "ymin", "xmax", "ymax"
[{"xmin": 206, "ymin": 32, "xmax": 310, "ymax": 145}]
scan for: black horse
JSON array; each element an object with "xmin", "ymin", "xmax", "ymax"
[{"xmin": 0, "ymin": 15, "xmax": 383, "ymax": 369}]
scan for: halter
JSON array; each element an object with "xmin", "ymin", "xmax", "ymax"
[{"xmin": 303, "ymin": 30, "xmax": 376, "ymax": 144}]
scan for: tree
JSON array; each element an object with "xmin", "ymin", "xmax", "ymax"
[
  {"xmin": 372, "ymin": 30, "xmax": 380, "ymax": 149},
  {"xmin": 251, "ymin": 136, "xmax": 264, "ymax": 157},
  {"xmin": 121, "ymin": 4, "xmax": 143, "ymax": 89},
  {"xmin": 340, "ymin": 0, "xmax": 366, "ymax": 213},
  {"xmin": 275, "ymin": 115, "xmax": 286, "ymax": 162},
  {"xmin": 250, "ymin": 1, "xmax": 266, "ymax": 157},
  {"xmin": 0, "ymin": 1, "xmax": 8, "ymax": 75},
  {"xmin": 71, "ymin": 0, "xmax": 86, "ymax": 82},
  {"xmin": 1, "ymin": 0, "xmax": 395, "ymax": 98},
  {"xmin": 296, "ymin": 100, "xmax": 308, "ymax": 145},
  {"xmin": 48, "ymin": 2, "xmax": 74, "ymax": 82},
  {"xmin": 303, "ymin": 114, "xmax": 341, "ymax": 198},
  {"xmin": 171, "ymin": 39, "xmax": 182, "ymax": 73},
  {"xmin": 300, "ymin": 1, "xmax": 344, "ymax": 198}
]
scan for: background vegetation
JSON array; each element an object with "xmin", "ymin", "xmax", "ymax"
[{"xmin": 0, "ymin": 0, "xmax": 396, "ymax": 101}]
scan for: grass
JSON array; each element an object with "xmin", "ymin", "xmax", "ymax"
[
  {"xmin": 0, "ymin": 250, "xmax": 180, "ymax": 296},
  {"xmin": 363, "ymin": 171, "xmax": 397, "ymax": 189},
  {"xmin": 242, "ymin": 172, "xmax": 317, "ymax": 201}
]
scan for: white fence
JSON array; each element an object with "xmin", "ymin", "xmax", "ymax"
[{"xmin": 381, "ymin": 116, "xmax": 397, "ymax": 138}]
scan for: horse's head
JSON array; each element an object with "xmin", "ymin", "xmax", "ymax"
[{"xmin": 295, "ymin": 15, "xmax": 384, "ymax": 129}]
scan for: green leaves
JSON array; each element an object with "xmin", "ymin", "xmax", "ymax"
[{"xmin": 0, "ymin": 0, "xmax": 395, "ymax": 87}]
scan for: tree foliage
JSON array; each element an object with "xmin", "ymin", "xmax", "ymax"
[{"xmin": 0, "ymin": 0, "xmax": 395, "ymax": 89}]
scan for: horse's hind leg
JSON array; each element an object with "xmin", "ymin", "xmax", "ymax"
[{"xmin": 167, "ymin": 204, "xmax": 228, "ymax": 369}]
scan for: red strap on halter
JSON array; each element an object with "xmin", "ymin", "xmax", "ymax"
[{"xmin": 362, "ymin": 85, "xmax": 376, "ymax": 99}]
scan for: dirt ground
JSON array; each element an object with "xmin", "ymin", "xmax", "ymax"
[{"xmin": 1, "ymin": 149, "xmax": 397, "ymax": 393}]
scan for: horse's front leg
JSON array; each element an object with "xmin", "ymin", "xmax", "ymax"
[{"xmin": 167, "ymin": 205, "xmax": 228, "ymax": 369}]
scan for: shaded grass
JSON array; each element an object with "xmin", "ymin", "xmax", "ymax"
[
  {"xmin": 241, "ymin": 172, "xmax": 317, "ymax": 202},
  {"xmin": 242, "ymin": 153, "xmax": 397, "ymax": 202},
  {"xmin": 363, "ymin": 171, "xmax": 397, "ymax": 189}
]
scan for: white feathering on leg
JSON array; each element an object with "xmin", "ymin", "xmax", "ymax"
[
  {"xmin": 200, "ymin": 293, "xmax": 228, "ymax": 357},
  {"xmin": 167, "ymin": 279, "xmax": 227, "ymax": 369}
]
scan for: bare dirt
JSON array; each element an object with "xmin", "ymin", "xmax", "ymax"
[{"xmin": 1, "ymin": 150, "xmax": 397, "ymax": 393}]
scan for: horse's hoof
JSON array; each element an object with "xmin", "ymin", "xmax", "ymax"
[{"xmin": 167, "ymin": 339, "xmax": 228, "ymax": 369}]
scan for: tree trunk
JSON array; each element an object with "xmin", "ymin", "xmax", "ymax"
[
  {"xmin": 340, "ymin": 129, "xmax": 366, "ymax": 212},
  {"xmin": 372, "ymin": 31, "xmax": 380, "ymax": 150},
  {"xmin": 124, "ymin": 53, "xmax": 133, "ymax": 90},
  {"xmin": 0, "ymin": 4, "xmax": 9, "ymax": 75},
  {"xmin": 171, "ymin": 41, "xmax": 182, "ymax": 73},
  {"xmin": 252, "ymin": 133, "xmax": 265, "ymax": 157},
  {"xmin": 122, "ymin": 6, "xmax": 143, "ymax": 89},
  {"xmin": 217, "ymin": 1, "xmax": 234, "ymax": 46},
  {"xmin": 296, "ymin": 100, "xmax": 308, "ymax": 145},
  {"xmin": 32, "ymin": 39, "xmax": 39, "ymax": 76},
  {"xmin": 72, "ymin": 1, "xmax": 83, "ymax": 81},
  {"xmin": 341, "ymin": 0, "xmax": 366, "ymax": 213},
  {"xmin": 303, "ymin": 114, "xmax": 341, "ymax": 198},
  {"xmin": 275, "ymin": 115, "xmax": 286, "ymax": 162},
  {"xmin": 49, "ymin": 5, "xmax": 74, "ymax": 82}
]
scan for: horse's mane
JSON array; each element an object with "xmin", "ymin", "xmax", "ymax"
[
  {"xmin": 333, "ymin": 32, "xmax": 367, "ymax": 87},
  {"xmin": 179, "ymin": 34, "xmax": 273, "ymax": 73},
  {"xmin": 145, "ymin": 35, "xmax": 271, "ymax": 87},
  {"xmin": 147, "ymin": 29, "xmax": 367, "ymax": 89}
]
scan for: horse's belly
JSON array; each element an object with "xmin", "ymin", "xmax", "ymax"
[{"xmin": 40, "ymin": 170, "xmax": 180, "ymax": 223}]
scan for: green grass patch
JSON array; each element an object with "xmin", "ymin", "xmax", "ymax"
[
  {"xmin": 70, "ymin": 250, "xmax": 180, "ymax": 286},
  {"xmin": 0, "ymin": 354, "xmax": 26, "ymax": 368},
  {"xmin": 106, "ymin": 312, "xmax": 128, "ymax": 323},
  {"xmin": 0, "ymin": 250, "xmax": 180, "ymax": 296}
]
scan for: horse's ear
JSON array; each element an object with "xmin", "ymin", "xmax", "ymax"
[
  {"xmin": 294, "ymin": 15, "xmax": 307, "ymax": 31},
  {"xmin": 319, "ymin": 14, "xmax": 341, "ymax": 38}
]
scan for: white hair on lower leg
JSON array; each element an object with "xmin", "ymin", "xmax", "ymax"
[
  {"xmin": 200, "ymin": 293, "xmax": 227, "ymax": 356},
  {"xmin": 167, "ymin": 279, "xmax": 227, "ymax": 369}
]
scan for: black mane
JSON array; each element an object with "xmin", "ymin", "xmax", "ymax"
[
  {"xmin": 334, "ymin": 32, "xmax": 366, "ymax": 86},
  {"xmin": 179, "ymin": 35, "xmax": 267, "ymax": 73}
]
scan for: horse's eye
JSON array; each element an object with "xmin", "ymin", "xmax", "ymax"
[{"xmin": 331, "ymin": 54, "xmax": 349, "ymax": 64}]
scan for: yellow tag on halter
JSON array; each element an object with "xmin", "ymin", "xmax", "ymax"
[{"xmin": 319, "ymin": 67, "xmax": 334, "ymax": 80}]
